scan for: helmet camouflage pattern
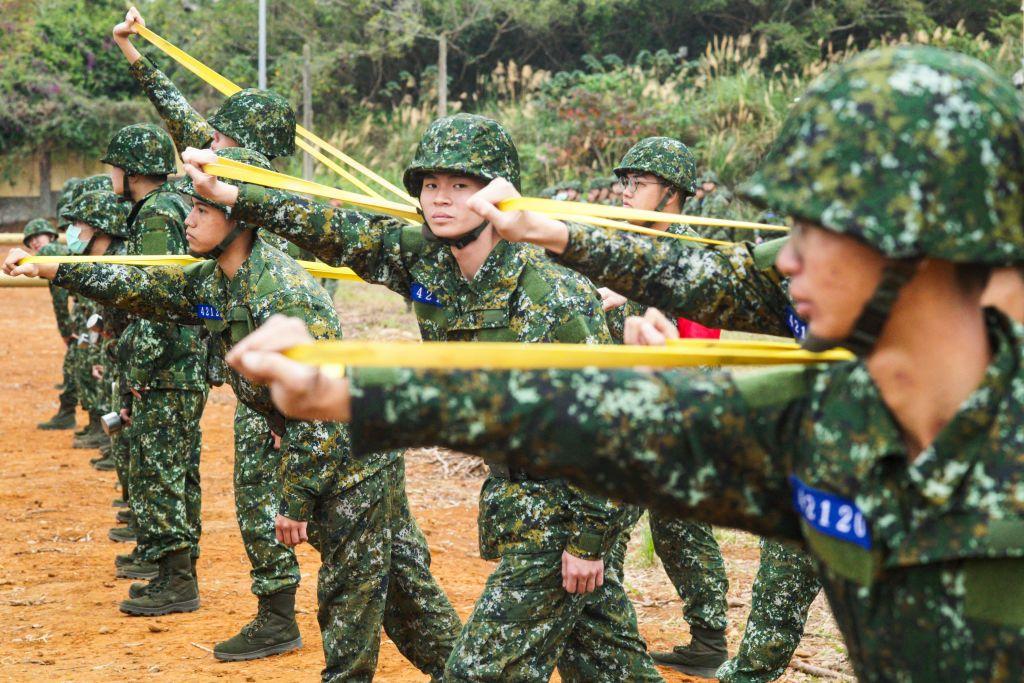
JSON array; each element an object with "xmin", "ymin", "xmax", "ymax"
[
  {"xmin": 63, "ymin": 190, "xmax": 131, "ymax": 238},
  {"xmin": 58, "ymin": 174, "xmax": 112, "ymax": 227},
  {"xmin": 403, "ymin": 113, "xmax": 521, "ymax": 196},
  {"xmin": 587, "ymin": 176, "xmax": 607, "ymax": 191},
  {"xmin": 740, "ymin": 45, "xmax": 1024, "ymax": 264},
  {"xmin": 176, "ymin": 146, "xmax": 273, "ymax": 214},
  {"xmin": 102, "ymin": 123, "xmax": 177, "ymax": 176},
  {"xmin": 207, "ymin": 89, "xmax": 296, "ymax": 160},
  {"xmin": 615, "ymin": 137, "xmax": 698, "ymax": 195},
  {"xmin": 22, "ymin": 218, "xmax": 58, "ymax": 245}
]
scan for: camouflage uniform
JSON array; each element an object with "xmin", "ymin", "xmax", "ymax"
[
  {"xmin": 344, "ymin": 47, "xmax": 1024, "ymax": 682},
  {"xmin": 127, "ymin": 52, "xmax": 315, "ymax": 608},
  {"xmin": 103, "ymin": 124, "xmax": 208, "ymax": 566},
  {"xmin": 27, "ymin": 219, "xmax": 79, "ymax": 423},
  {"xmin": 232, "ymin": 401, "xmax": 300, "ymax": 597},
  {"xmin": 55, "ymin": 146, "xmax": 459, "ymax": 678},
  {"xmin": 231, "ymin": 113, "xmax": 660, "ymax": 682}
]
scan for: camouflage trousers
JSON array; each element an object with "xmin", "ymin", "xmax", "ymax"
[
  {"xmin": 315, "ymin": 457, "xmax": 461, "ymax": 682},
  {"xmin": 73, "ymin": 343, "xmax": 105, "ymax": 414},
  {"xmin": 444, "ymin": 536, "xmax": 661, "ymax": 682},
  {"xmin": 233, "ymin": 403, "xmax": 300, "ymax": 596},
  {"xmin": 127, "ymin": 389, "xmax": 205, "ymax": 563},
  {"xmin": 650, "ymin": 513, "xmax": 729, "ymax": 631},
  {"xmin": 57, "ymin": 341, "xmax": 78, "ymax": 410},
  {"xmin": 717, "ymin": 538, "xmax": 820, "ymax": 683}
]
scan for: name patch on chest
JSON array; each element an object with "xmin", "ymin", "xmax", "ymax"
[
  {"xmin": 194, "ymin": 304, "xmax": 223, "ymax": 320},
  {"xmin": 790, "ymin": 476, "xmax": 871, "ymax": 549},
  {"xmin": 410, "ymin": 282, "xmax": 443, "ymax": 307},
  {"xmin": 785, "ymin": 306, "xmax": 808, "ymax": 340}
]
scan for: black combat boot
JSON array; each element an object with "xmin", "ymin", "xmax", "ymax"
[
  {"xmin": 119, "ymin": 549, "xmax": 199, "ymax": 616},
  {"xmin": 651, "ymin": 626, "xmax": 728, "ymax": 678},
  {"xmin": 213, "ymin": 588, "xmax": 303, "ymax": 661}
]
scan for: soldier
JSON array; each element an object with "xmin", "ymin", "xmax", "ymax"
[
  {"xmin": 223, "ymin": 45, "xmax": 1024, "ymax": 682},
  {"xmin": 683, "ymin": 171, "xmax": 743, "ymax": 242},
  {"xmin": 53, "ymin": 176, "xmax": 117, "ymax": 448},
  {"xmin": 5, "ymin": 145, "xmax": 460, "ymax": 681},
  {"xmin": 178, "ymin": 114, "xmax": 661, "ymax": 682},
  {"xmin": 24, "ymin": 219, "xmax": 78, "ymax": 431},
  {"xmin": 112, "ymin": 7, "xmax": 321, "ymax": 658},
  {"xmin": 601, "ymin": 137, "xmax": 820, "ymax": 681}
]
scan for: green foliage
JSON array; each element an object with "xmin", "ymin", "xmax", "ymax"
[{"xmin": 1, "ymin": 0, "xmax": 1020, "ymax": 190}]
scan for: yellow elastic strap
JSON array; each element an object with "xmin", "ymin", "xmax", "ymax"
[
  {"xmin": 284, "ymin": 338, "xmax": 852, "ymax": 373},
  {"xmin": 204, "ymin": 157, "xmax": 422, "ymax": 222},
  {"xmin": 501, "ymin": 197, "xmax": 787, "ymax": 234},
  {"xmin": 21, "ymin": 254, "xmax": 364, "ymax": 282},
  {"xmin": 133, "ymin": 24, "xmax": 415, "ymax": 207},
  {"xmin": 200, "ymin": 157, "xmax": 749, "ymax": 247}
]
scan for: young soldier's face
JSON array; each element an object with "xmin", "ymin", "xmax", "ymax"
[
  {"xmin": 587, "ymin": 188, "xmax": 600, "ymax": 203},
  {"xmin": 776, "ymin": 221, "xmax": 887, "ymax": 341},
  {"xmin": 109, "ymin": 166, "xmax": 125, "ymax": 195},
  {"xmin": 420, "ymin": 173, "xmax": 488, "ymax": 238},
  {"xmin": 185, "ymin": 198, "xmax": 234, "ymax": 253},
  {"xmin": 26, "ymin": 234, "xmax": 53, "ymax": 252},
  {"xmin": 211, "ymin": 131, "xmax": 240, "ymax": 150},
  {"xmin": 620, "ymin": 173, "xmax": 669, "ymax": 212}
]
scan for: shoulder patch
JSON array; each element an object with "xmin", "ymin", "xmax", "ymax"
[
  {"xmin": 734, "ymin": 365, "xmax": 818, "ymax": 409},
  {"xmin": 752, "ymin": 236, "xmax": 789, "ymax": 271},
  {"xmin": 519, "ymin": 262, "xmax": 554, "ymax": 302}
]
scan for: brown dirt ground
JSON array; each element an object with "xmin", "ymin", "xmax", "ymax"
[{"xmin": 0, "ymin": 267, "xmax": 852, "ymax": 681}]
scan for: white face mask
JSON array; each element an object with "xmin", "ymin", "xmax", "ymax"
[
  {"xmin": 66, "ymin": 225, "xmax": 89, "ymax": 254},
  {"xmin": 88, "ymin": 332, "xmax": 100, "ymax": 345}
]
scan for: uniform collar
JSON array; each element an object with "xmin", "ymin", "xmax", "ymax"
[{"xmin": 449, "ymin": 240, "xmax": 529, "ymax": 310}]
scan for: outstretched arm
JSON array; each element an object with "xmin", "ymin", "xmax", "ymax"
[{"xmin": 114, "ymin": 7, "xmax": 216, "ymax": 152}]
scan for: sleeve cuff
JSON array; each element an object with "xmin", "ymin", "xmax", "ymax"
[
  {"xmin": 232, "ymin": 183, "xmax": 266, "ymax": 226},
  {"xmin": 565, "ymin": 531, "xmax": 606, "ymax": 560},
  {"xmin": 278, "ymin": 492, "xmax": 314, "ymax": 522}
]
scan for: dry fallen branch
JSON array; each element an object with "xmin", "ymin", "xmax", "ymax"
[{"xmin": 789, "ymin": 659, "xmax": 855, "ymax": 681}]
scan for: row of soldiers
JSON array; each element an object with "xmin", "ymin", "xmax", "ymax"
[
  {"xmin": 8, "ymin": 7, "xmax": 1024, "ymax": 683},
  {"xmin": 11, "ymin": 7, "xmax": 824, "ymax": 681}
]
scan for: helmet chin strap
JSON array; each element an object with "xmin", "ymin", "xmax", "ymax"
[
  {"xmin": 800, "ymin": 259, "xmax": 920, "ymax": 357},
  {"xmin": 418, "ymin": 208, "xmax": 490, "ymax": 249},
  {"xmin": 640, "ymin": 187, "xmax": 678, "ymax": 228}
]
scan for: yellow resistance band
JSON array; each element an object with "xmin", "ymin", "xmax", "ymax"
[
  {"xmin": 197, "ymin": 158, "xmax": 750, "ymax": 247},
  {"xmin": 284, "ymin": 338, "xmax": 852, "ymax": 374},
  {"xmin": 502, "ymin": 197, "xmax": 787, "ymax": 234},
  {"xmin": 21, "ymin": 254, "xmax": 364, "ymax": 282},
  {"xmin": 133, "ymin": 24, "xmax": 416, "ymax": 207},
  {"xmin": 205, "ymin": 157, "xmax": 423, "ymax": 222}
]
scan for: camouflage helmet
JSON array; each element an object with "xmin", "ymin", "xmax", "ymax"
[
  {"xmin": 564, "ymin": 179, "xmax": 583, "ymax": 193},
  {"xmin": 207, "ymin": 89, "xmax": 296, "ymax": 160},
  {"xmin": 615, "ymin": 137, "xmax": 698, "ymax": 195},
  {"xmin": 699, "ymin": 170, "xmax": 721, "ymax": 187},
  {"xmin": 586, "ymin": 176, "xmax": 607, "ymax": 192},
  {"xmin": 403, "ymin": 114, "xmax": 520, "ymax": 197},
  {"xmin": 175, "ymin": 146, "xmax": 273, "ymax": 214},
  {"xmin": 740, "ymin": 46, "xmax": 1024, "ymax": 265},
  {"xmin": 58, "ymin": 174, "xmax": 112, "ymax": 228},
  {"xmin": 22, "ymin": 218, "xmax": 58, "ymax": 246},
  {"xmin": 102, "ymin": 123, "xmax": 177, "ymax": 176},
  {"xmin": 63, "ymin": 190, "xmax": 131, "ymax": 238}
]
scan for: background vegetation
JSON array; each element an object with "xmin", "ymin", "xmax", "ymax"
[{"xmin": 2, "ymin": 0, "xmax": 1021, "ymax": 196}]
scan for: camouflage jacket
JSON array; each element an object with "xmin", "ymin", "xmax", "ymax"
[
  {"xmin": 233, "ymin": 184, "xmax": 632, "ymax": 560},
  {"xmin": 348, "ymin": 309, "xmax": 1024, "ymax": 682},
  {"xmin": 558, "ymin": 222, "xmax": 801, "ymax": 338},
  {"xmin": 130, "ymin": 56, "xmax": 215, "ymax": 154},
  {"xmin": 53, "ymin": 237, "xmax": 395, "ymax": 521},
  {"xmin": 116, "ymin": 186, "xmax": 206, "ymax": 392},
  {"xmin": 603, "ymin": 223, "xmax": 690, "ymax": 343},
  {"xmin": 36, "ymin": 242, "xmax": 73, "ymax": 339}
]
